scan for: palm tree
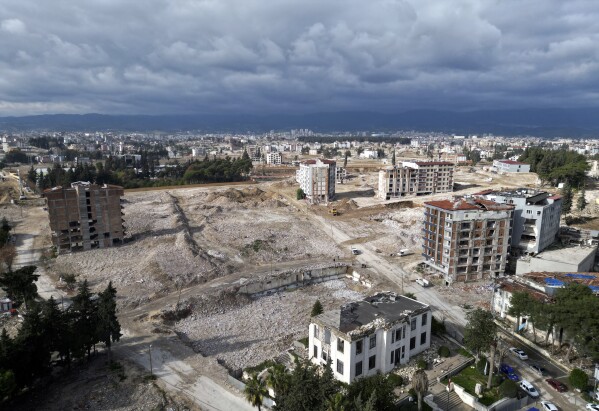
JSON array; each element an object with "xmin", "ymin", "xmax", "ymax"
[
  {"xmin": 412, "ymin": 369, "xmax": 429, "ymax": 411},
  {"xmin": 266, "ymin": 363, "xmax": 289, "ymax": 398},
  {"xmin": 244, "ymin": 373, "xmax": 268, "ymax": 411}
]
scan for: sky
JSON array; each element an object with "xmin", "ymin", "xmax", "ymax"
[{"xmin": 1, "ymin": 0, "xmax": 599, "ymax": 116}]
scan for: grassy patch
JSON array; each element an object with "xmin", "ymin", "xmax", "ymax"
[
  {"xmin": 298, "ymin": 337, "xmax": 309, "ymax": 347},
  {"xmin": 445, "ymin": 365, "xmax": 503, "ymax": 406},
  {"xmin": 245, "ymin": 359, "xmax": 278, "ymax": 376}
]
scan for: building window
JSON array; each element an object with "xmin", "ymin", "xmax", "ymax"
[
  {"xmin": 395, "ymin": 328, "xmax": 401, "ymax": 342},
  {"xmin": 411, "ymin": 318, "xmax": 417, "ymax": 331},
  {"xmin": 410, "ymin": 337, "xmax": 416, "ymax": 350},
  {"xmin": 337, "ymin": 359, "xmax": 344, "ymax": 375},
  {"xmin": 337, "ymin": 338, "xmax": 345, "ymax": 353},
  {"xmin": 390, "ymin": 350, "xmax": 395, "ymax": 364},
  {"xmin": 314, "ymin": 324, "xmax": 319, "ymax": 340},
  {"xmin": 369, "ymin": 334, "xmax": 376, "ymax": 349},
  {"xmin": 421, "ymin": 313, "xmax": 428, "ymax": 327},
  {"xmin": 356, "ymin": 340, "xmax": 363, "ymax": 355},
  {"xmin": 322, "ymin": 350, "xmax": 327, "ymax": 362},
  {"xmin": 355, "ymin": 361, "xmax": 363, "ymax": 376},
  {"xmin": 369, "ymin": 355, "xmax": 376, "ymax": 370},
  {"xmin": 421, "ymin": 332, "xmax": 427, "ymax": 345},
  {"xmin": 313, "ymin": 345, "xmax": 318, "ymax": 358}
]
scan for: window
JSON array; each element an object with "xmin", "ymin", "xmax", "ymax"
[
  {"xmin": 355, "ymin": 361, "xmax": 363, "ymax": 376},
  {"xmin": 390, "ymin": 350, "xmax": 395, "ymax": 364},
  {"xmin": 421, "ymin": 332, "xmax": 427, "ymax": 345},
  {"xmin": 369, "ymin": 355, "xmax": 376, "ymax": 370},
  {"xmin": 314, "ymin": 324, "xmax": 319, "ymax": 340},
  {"xmin": 322, "ymin": 350, "xmax": 327, "ymax": 361},
  {"xmin": 356, "ymin": 340, "xmax": 363, "ymax": 355},
  {"xmin": 369, "ymin": 334, "xmax": 376, "ymax": 349},
  {"xmin": 411, "ymin": 318, "xmax": 417, "ymax": 331},
  {"xmin": 402, "ymin": 327, "xmax": 406, "ymax": 339},
  {"xmin": 337, "ymin": 338, "xmax": 345, "ymax": 353},
  {"xmin": 391, "ymin": 331, "xmax": 395, "ymax": 344},
  {"xmin": 410, "ymin": 337, "xmax": 416, "ymax": 350},
  {"xmin": 313, "ymin": 345, "xmax": 318, "ymax": 358},
  {"xmin": 337, "ymin": 359, "xmax": 344, "ymax": 375},
  {"xmin": 421, "ymin": 313, "xmax": 428, "ymax": 327}
]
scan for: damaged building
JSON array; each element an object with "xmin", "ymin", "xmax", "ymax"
[{"xmin": 308, "ymin": 293, "xmax": 431, "ymax": 384}]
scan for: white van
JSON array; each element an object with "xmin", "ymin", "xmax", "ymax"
[
  {"xmin": 351, "ymin": 247, "xmax": 359, "ymax": 255},
  {"xmin": 416, "ymin": 278, "xmax": 430, "ymax": 287},
  {"xmin": 398, "ymin": 249, "xmax": 413, "ymax": 257}
]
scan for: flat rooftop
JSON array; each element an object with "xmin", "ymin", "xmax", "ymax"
[
  {"xmin": 523, "ymin": 272, "xmax": 599, "ymax": 293},
  {"xmin": 525, "ymin": 244, "xmax": 596, "ymax": 265},
  {"xmin": 315, "ymin": 292, "xmax": 429, "ymax": 337}
]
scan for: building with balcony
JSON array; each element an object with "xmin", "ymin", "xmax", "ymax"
[
  {"xmin": 422, "ymin": 199, "xmax": 513, "ymax": 284},
  {"xmin": 475, "ymin": 188, "xmax": 561, "ymax": 254},
  {"xmin": 266, "ymin": 152, "xmax": 282, "ymax": 165},
  {"xmin": 44, "ymin": 182, "xmax": 125, "ymax": 253},
  {"xmin": 296, "ymin": 159, "xmax": 336, "ymax": 204},
  {"xmin": 377, "ymin": 161, "xmax": 454, "ymax": 200},
  {"xmin": 308, "ymin": 293, "xmax": 431, "ymax": 384}
]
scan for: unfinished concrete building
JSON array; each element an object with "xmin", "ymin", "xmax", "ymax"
[
  {"xmin": 422, "ymin": 198, "xmax": 513, "ymax": 284},
  {"xmin": 378, "ymin": 161, "xmax": 454, "ymax": 200},
  {"xmin": 475, "ymin": 188, "xmax": 561, "ymax": 254},
  {"xmin": 296, "ymin": 159, "xmax": 336, "ymax": 204},
  {"xmin": 45, "ymin": 182, "xmax": 125, "ymax": 253}
]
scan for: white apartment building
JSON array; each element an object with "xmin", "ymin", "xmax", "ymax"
[
  {"xmin": 266, "ymin": 152, "xmax": 282, "ymax": 165},
  {"xmin": 378, "ymin": 161, "xmax": 454, "ymax": 200},
  {"xmin": 360, "ymin": 149, "xmax": 378, "ymax": 159},
  {"xmin": 296, "ymin": 159, "xmax": 336, "ymax": 204},
  {"xmin": 493, "ymin": 160, "xmax": 531, "ymax": 173},
  {"xmin": 309, "ymin": 293, "xmax": 431, "ymax": 384},
  {"xmin": 476, "ymin": 188, "xmax": 562, "ymax": 254}
]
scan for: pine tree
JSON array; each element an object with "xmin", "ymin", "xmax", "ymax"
[
  {"xmin": 561, "ymin": 184, "xmax": 573, "ymax": 214},
  {"xmin": 96, "ymin": 281, "xmax": 121, "ymax": 363},
  {"xmin": 311, "ymin": 300, "xmax": 323, "ymax": 317},
  {"xmin": 391, "ymin": 150, "xmax": 396, "ymax": 166},
  {"xmin": 71, "ymin": 280, "xmax": 98, "ymax": 359},
  {"xmin": 577, "ymin": 187, "xmax": 587, "ymax": 211}
]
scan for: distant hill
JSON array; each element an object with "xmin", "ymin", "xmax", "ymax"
[{"xmin": 1, "ymin": 108, "xmax": 599, "ymax": 137}]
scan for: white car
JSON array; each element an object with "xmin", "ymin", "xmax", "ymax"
[
  {"xmin": 587, "ymin": 404, "xmax": 599, "ymax": 411},
  {"xmin": 415, "ymin": 278, "xmax": 430, "ymax": 287},
  {"xmin": 541, "ymin": 401, "xmax": 558, "ymax": 411},
  {"xmin": 519, "ymin": 380, "xmax": 540, "ymax": 398},
  {"xmin": 509, "ymin": 347, "xmax": 529, "ymax": 360}
]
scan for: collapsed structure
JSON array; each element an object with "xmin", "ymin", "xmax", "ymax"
[
  {"xmin": 475, "ymin": 188, "xmax": 561, "ymax": 254},
  {"xmin": 309, "ymin": 293, "xmax": 431, "ymax": 384},
  {"xmin": 44, "ymin": 182, "xmax": 125, "ymax": 253},
  {"xmin": 377, "ymin": 161, "xmax": 454, "ymax": 200},
  {"xmin": 296, "ymin": 159, "xmax": 336, "ymax": 204},
  {"xmin": 422, "ymin": 198, "xmax": 513, "ymax": 284}
]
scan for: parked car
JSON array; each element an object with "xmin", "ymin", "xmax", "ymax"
[
  {"xmin": 546, "ymin": 378, "xmax": 568, "ymax": 392},
  {"xmin": 500, "ymin": 364, "xmax": 520, "ymax": 381},
  {"xmin": 519, "ymin": 380, "xmax": 540, "ymax": 398},
  {"xmin": 351, "ymin": 247, "xmax": 359, "ymax": 255},
  {"xmin": 586, "ymin": 404, "xmax": 599, "ymax": 411},
  {"xmin": 530, "ymin": 363, "xmax": 547, "ymax": 376},
  {"xmin": 415, "ymin": 278, "xmax": 430, "ymax": 287},
  {"xmin": 509, "ymin": 347, "xmax": 529, "ymax": 360},
  {"xmin": 540, "ymin": 401, "xmax": 558, "ymax": 411}
]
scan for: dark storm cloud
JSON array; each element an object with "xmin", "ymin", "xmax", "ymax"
[{"xmin": 1, "ymin": 0, "xmax": 599, "ymax": 115}]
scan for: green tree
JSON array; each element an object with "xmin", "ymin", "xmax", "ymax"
[
  {"xmin": 71, "ymin": 280, "xmax": 98, "ymax": 359},
  {"xmin": 311, "ymin": 300, "xmax": 324, "ymax": 317},
  {"xmin": 577, "ymin": 187, "xmax": 587, "ymax": 211},
  {"xmin": 343, "ymin": 151, "xmax": 350, "ymax": 168},
  {"xmin": 267, "ymin": 363, "xmax": 290, "ymax": 398},
  {"xmin": 411, "ymin": 369, "xmax": 429, "ymax": 411},
  {"xmin": 0, "ymin": 265, "xmax": 39, "ymax": 308},
  {"xmin": 96, "ymin": 281, "xmax": 121, "ymax": 363},
  {"xmin": 498, "ymin": 379, "xmax": 518, "ymax": 398},
  {"xmin": 464, "ymin": 308, "xmax": 497, "ymax": 359},
  {"xmin": 244, "ymin": 374, "xmax": 268, "ymax": 411},
  {"xmin": 296, "ymin": 188, "xmax": 305, "ymax": 200},
  {"xmin": 561, "ymin": 184, "xmax": 573, "ymax": 214},
  {"xmin": 325, "ymin": 392, "xmax": 347, "ymax": 411},
  {"xmin": 346, "ymin": 373, "xmax": 396, "ymax": 411},
  {"xmin": 569, "ymin": 368, "xmax": 589, "ymax": 390},
  {"xmin": 0, "ymin": 369, "xmax": 16, "ymax": 399},
  {"xmin": 507, "ymin": 291, "xmax": 533, "ymax": 332},
  {"xmin": 391, "ymin": 150, "xmax": 396, "ymax": 166},
  {"xmin": 274, "ymin": 359, "xmax": 328, "ymax": 411}
]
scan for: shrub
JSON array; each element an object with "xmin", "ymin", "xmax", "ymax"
[
  {"xmin": 417, "ymin": 359, "xmax": 428, "ymax": 370},
  {"xmin": 296, "ymin": 188, "xmax": 305, "ymax": 200},
  {"xmin": 498, "ymin": 379, "xmax": 518, "ymax": 398},
  {"xmin": 431, "ymin": 316, "xmax": 447, "ymax": 336},
  {"xmin": 569, "ymin": 368, "xmax": 589, "ymax": 391},
  {"xmin": 387, "ymin": 373, "xmax": 404, "ymax": 387},
  {"xmin": 438, "ymin": 346, "xmax": 451, "ymax": 358}
]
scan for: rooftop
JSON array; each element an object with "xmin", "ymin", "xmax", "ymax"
[
  {"xmin": 301, "ymin": 159, "xmax": 336, "ymax": 166},
  {"xmin": 523, "ymin": 272, "xmax": 599, "ymax": 293},
  {"xmin": 315, "ymin": 292, "xmax": 429, "ymax": 337},
  {"xmin": 497, "ymin": 279, "xmax": 550, "ymax": 302},
  {"xmin": 496, "ymin": 159, "xmax": 527, "ymax": 165},
  {"xmin": 425, "ymin": 198, "xmax": 514, "ymax": 212},
  {"xmin": 523, "ymin": 244, "xmax": 596, "ymax": 265}
]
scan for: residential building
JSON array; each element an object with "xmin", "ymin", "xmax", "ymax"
[
  {"xmin": 515, "ymin": 244, "xmax": 597, "ymax": 275},
  {"xmin": 378, "ymin": 161, "xmax": 454, "ymax": 200},
  {"xmin": 309, "ymin": 293, "xmax": 431, "ymax": 384},
  {"xmin": 266, "ymin": 152, "xmax": 282, "ymax": 165},
  {"xmin": 422, "ymin": 199, "xmax": 513, "ymax": 284},
  {"xmin": 44, "ymin": 182, "xmax": 125, "ymax": 253},
  {"xmin": 475, "ymin": 188, "xmax": 561, "ymax": 254},
  {"xmin": 336, "ymin": 166, "xmax": 347, "ymax": 183},
  {"xmin": 493, "ymin": 160, "xmax": 531, "ymax": 173},
  {"xmin": 359, "ymin": 149, "xmax": 378, "ymax": 159},
  {"xmin": 492, "ymin": 278, "xmax": 549, "ymax": 322},
  {"xmin": 296, "ymin": 159, "xmax": 336, "ymax": 204}
]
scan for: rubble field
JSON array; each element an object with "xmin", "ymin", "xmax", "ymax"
[{"xmin": 174, "ymin": 279, "xmax": 366, "ymax": 371}]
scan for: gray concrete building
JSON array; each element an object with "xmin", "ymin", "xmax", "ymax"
[
  {"xmin": 476, "ymin": 188, "xmax": 562, "ymax": 254},
  {"xmin": 515, "ymin": 244, "xmax": 597, "ymax": 275},
  {"xmin": 378, "ymin": 161, "xmax": 454, "ymax": 200}
]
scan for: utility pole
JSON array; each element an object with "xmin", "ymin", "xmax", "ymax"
[{"xmin": 148, "ymin": 344, "xmax": 153, "ymax": 376}]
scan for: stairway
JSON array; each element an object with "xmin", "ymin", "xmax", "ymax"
[{"xmin": 432, "ymin": 390, "xmax": 463, "ymax": 410}]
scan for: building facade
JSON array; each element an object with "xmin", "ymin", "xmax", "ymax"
[
  {"xmin": 422, "ymin": 199, "xmax": 513, "ymax": 284},
  {"xmin": 309, "ymin": 293, "xmax": 431, "ymax": 384},
  {"xmin": 493, "ymin": 160, "xmax": 531, "ymax": 173},
  {"xmin": 296, "ymin": 159, "xmax": 336, "ymax": 204},
  {"xmin": 45, "ymin": 182, "xmax": 125, "ymax": 253},
  {"xmin": 266, "ymin": 152, "xmax": 282, "ymax": 165},
  {"xmin": 476, "ymin": 189, "xmax": 561, "ymax": 254},
  {"xmin": 378, "ymin": 161, "xmax": 454, "ymax": 200}
]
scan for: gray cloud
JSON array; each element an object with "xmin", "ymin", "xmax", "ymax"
[{"xmin": 0, "ymin": 0, "xmax": 599, "ymax": 115}]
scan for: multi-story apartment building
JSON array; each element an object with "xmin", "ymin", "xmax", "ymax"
[
  {"xmin": 378, "ymin": 161, "xmax": 454, "ymax": 200},
  {"xmin": 296, "ymin": 159, "xmax": 336, "ymax": 204},
  {"xmin": 475, "ymin": 188, "xmax": 561, "ymax": 254},
  {"xmin": 45, "ymin": 182, "xmax": 125, "ymax": 253},
  {"xmin": 309, "ymin": 293, "xmax": 431, "ymax": 384},
  {"xmin": 493, "ymin": 159, "xmax": 530, "ymax": 173},
  {"xmin": 266, "ymin": 152, "xmax": 282, "ymax": 165},
  {"xmin": 422, "ymin": 198, "xmax": 513, "ymax": 284}
]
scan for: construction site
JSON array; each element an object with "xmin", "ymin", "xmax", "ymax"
[{"xmin": 1, "ymin": 160, "xmax": 554, "ymax": 408}]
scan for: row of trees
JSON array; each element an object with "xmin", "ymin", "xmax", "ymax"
[
  {"xmin": 0, "ymin": 277, "xmax": 121, "ymax": 401},
  {"xmin": 518, "ymin": 147, "xmax": 589, "ymax": 187},
  {"xmin": 244, "ymin": 358, "xmax": 429, "ymax": 411},
  {"xmin": 561, "ymin": 184, "xmax": 587, "ymax": 214}
]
